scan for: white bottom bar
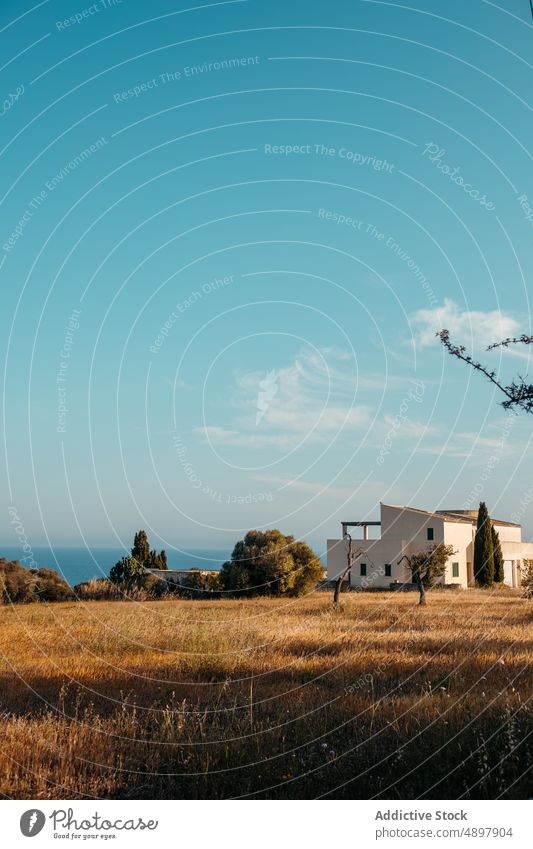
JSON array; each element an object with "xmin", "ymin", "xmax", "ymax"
[{"xmin": 3, "ymin": 800, "xmax": 531, "ymax": 848}]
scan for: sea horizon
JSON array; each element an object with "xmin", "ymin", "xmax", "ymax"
[{"xmin": 0, "ymin": 546, "xmax": 232, "ymax": 587}]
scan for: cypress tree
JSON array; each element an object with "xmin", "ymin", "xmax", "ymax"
[
  {"xmin": 110, "ymin": 530, "xmax": 168, "ymax": 587},
  {"xmin": 132, "ymin": 530, "xmax": 150, "ymax": 565},
  {"xmin": 147, "ymin": 548, "xmax": 168, "ymax": 570},
  {"xmin": 492, "ymin": 525, "xmax": 504, "ymax": 583},
  {"xmin": 474, "ymin": 501, "xmax": 494, "ymax": 586}
]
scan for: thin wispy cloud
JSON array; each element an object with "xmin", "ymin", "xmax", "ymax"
[
  {"xmin": 253, "ymin": 472, "xmax": 387, "ymax": 502},
  {"xmin": 195, "ymin": 348, "xmax": 373, "ymax": 450},
  {"xmin": 414, "ymin": 428, "xmax": 525, "ymax": 461},
  {"xmin": 411, "ymin": 298, "xmax": 520, "ymax": 351}
]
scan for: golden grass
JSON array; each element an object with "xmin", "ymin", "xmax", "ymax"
[{"xmin": 0, "ymin": 589, "xmax": 531, "ymax": 799}]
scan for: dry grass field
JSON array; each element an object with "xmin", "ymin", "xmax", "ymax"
[{"xmin": 0, "ymin": 589, "xmax": 532, "ymax": 799}]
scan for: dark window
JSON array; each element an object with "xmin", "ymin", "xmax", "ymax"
[
  {"xmin": 360, "ymin": 563, "xmax": 367, "ymax": 576},
  {"xmin": 385, "ymin": 563, "xmax": 392, "ymax": 577},
  {"xmin": 427, "ymin": 527, "xmax": 434, "ymax": 541},
  {"xmin": 452, "ymin": 562, "xmax": 460, "ymax": 578}
]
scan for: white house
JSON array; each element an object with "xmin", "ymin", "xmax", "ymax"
[{"xmin": 327, "ymin": 503, "xmax": 533, "ymax": 589}]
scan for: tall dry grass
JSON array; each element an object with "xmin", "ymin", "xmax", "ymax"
[{"xmin": 0, "ymin": 589, "xmax": 531, "ymax": 799}]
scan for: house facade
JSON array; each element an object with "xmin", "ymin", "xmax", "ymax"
[{"xmin": 327, "ymin": 503, "xmax": 533, "ymax": 589}]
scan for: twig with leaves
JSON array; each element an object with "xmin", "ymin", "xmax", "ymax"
[
  {"xmin": 438, "ymin": 329, "xmax": 533, "ymax": 414},
  {"xmin": 398, "ymin": 543, "xmax": 455, "ymax": 606}
]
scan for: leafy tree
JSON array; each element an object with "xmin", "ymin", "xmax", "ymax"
[
  {"xmin": 131, "ymin": 531, "xmax": 151, "ymax": 565},
  {"xmin": 148, "ymin": 549, "xmax": 168, "ymax": 570},
  {"xmin": 289, "ymin": 538, "xmax": 326, "ymax": 596},
  {"xmin": 156, "ymin": 549, "xmax": 168, "ymax": 570},
  {"xmin": 132, "ymin": 532, "xmax": 168, "ymax": 569},
  {"xmin": 109, "ymin": 556, "xmax": 145, "ymax": 590},
  {"xmin": 474, "ymin": 501, "xmax": 494, "ymax": 586},
  {"xmin": 220, "ymin": 529, "xmax": 324, "ymax": 597},
  {"xmin": 398, "ymin": 543, "xmax": 455, "ymax": 606},
  {"xmin": 492, "ymin": 525, "xmax": 505, "ymax": 583},
  {"xmin": 438, "ymin": 330, "xmax": 533, "ymax": 414}
]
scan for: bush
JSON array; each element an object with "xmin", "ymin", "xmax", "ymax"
[
  {"xmin": 32, "ymin": 568, "xmax": 74, "ymax": 602},
  {"xmin": 109, "ymin": 556, "xmax": 146, "ymax": 589},
  {"xmin": 75, "ymin": 576, "xmax": 169, "ymax": 601},
  {"xmin": 0, "ymin": 559, "xmax": 73, "ymax": 604},
  {"xmin": 74, "ymin": 578, "xmax": 124, "ymax": 601},
  {"xmin": 220, "ymin": 530, "xmax": 325, "ymax": 598},
  {"xmin": 143, "ymin": 574, "xmax": 169, "ymax": 598},
  {"xmin": 178, "ymin": 570, "xmax": 222, "ymax": 599}
]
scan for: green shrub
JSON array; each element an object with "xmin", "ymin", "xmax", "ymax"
[
  {"xmin": 75, "ymin": 576, "xmax": 169, "ymax": 601},
  {"xmin": 74, "ymin": 578, "xmax": 124, "ymax": 601},
  {"xmin": 0, "ymin": 559, "xmax": 73, "ymax": 603},
  {"xmin": 220, "ymin": 530, "xmax": 325, "ymax": 598},
  {"xmin": 178, "ymin": 570, "xmax": 222, "ymax": 599},
  {"xmin": 142, "ymin": 574, "xmax": 169, "ymax": 598},
  {"xmin": 109, "ymin": 555, "xmax": 146, "ymax": 589}
]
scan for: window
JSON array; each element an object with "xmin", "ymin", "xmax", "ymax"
[
  {"xmin": 452, "ymin": 562, "xmax": 460, "ymax": 578},
  {"xmin": 385, "ymin": 563, "xmax": 392, "ymax": 577},
  {"xmin": 427, "ymin": 527, "xmax": 434, "ymax": 541},
  {"xmin": 360, "ymin": 563, "xmax": 367, "ymax": 576}
]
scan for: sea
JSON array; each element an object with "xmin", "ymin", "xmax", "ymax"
[{"xmin": 0, "ymin": 546, "xmax": 230, "ymax": 587}]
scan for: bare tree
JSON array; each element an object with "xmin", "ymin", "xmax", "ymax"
[
  {"xmin": 398, "ymin": 543, "xmax": 456, "ymax": 606},
  {"xmin": 333, "ymin": 532, "xmax": 358, "ymax": 609},
  {"xmin": 438, "ymin": 330, "xmax": 533, "ymax": 414}
]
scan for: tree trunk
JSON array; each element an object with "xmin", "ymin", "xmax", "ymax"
[
  {"xmin": 334, "ymin": 533, "xmax": 356, "ymax": 609},
  {"xmin": 333, "ymin": 566, "xmax": 351, "ymax": 609},
  {"xmin": 414, "ymin": 571, "xmax": 426, "ymax": 606},
  {"xmin": 333, "ymin": 574, "xmax": 344, "ymax": 609}
]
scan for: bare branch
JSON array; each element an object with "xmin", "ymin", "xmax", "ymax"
[
  {"xmin": 486, "ymin": 335, "xmax": 533, "ymax": 350},
  {"xmin": 437, "ymin": 329, "xmax": 533, "ymax": 414}
]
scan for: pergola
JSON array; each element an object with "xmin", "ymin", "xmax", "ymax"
[{"xmin": 341, "ymin": 520, "xmax": 381, "ymax": 541}]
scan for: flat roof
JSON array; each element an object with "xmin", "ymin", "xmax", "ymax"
[{"xmin": 381, "ymin": 503, "xmax": 521, "ymax": 528}]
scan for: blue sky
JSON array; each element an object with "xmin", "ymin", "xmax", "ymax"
[{"xmin": 1, "ymin": 0, "xmax": 532, "ymax": 557}]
